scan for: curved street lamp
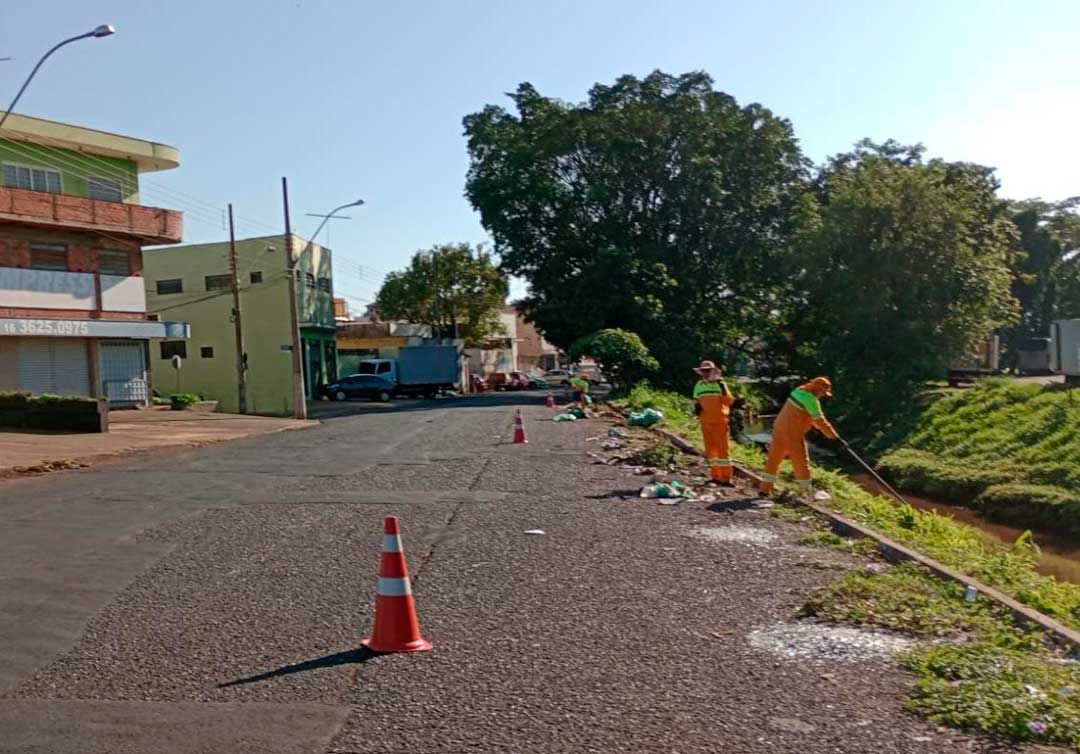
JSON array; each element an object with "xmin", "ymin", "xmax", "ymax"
[
  {"xmin": 0, "ymin": 25, "xmax": 115, "ymax": 132},
  {"xmin": 308, "ymin": 199, "xmax": 364, "ymax": 244}
]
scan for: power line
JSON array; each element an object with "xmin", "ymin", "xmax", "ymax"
[
  {"xmin": 0, "ymin": 137, "xmax": 229, "ymax": 231},
  {"xmin": 1, "ymin": 133, "xmax": 279, "ymax": 234}
]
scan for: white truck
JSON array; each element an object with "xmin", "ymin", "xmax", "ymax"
[
  {"xmin": 1051, "ymin": 319, "xmax": 1080, "ymax": 383},
  {"xmin": 356, "ymin": 345, "xmax": 460, "ymax": 398}
]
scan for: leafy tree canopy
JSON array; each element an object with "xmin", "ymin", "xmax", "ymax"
[
  {"xmin": 569, "ymin": 328, "xmax": 659, "ymax": 390},
  {"xmin": 376, "ymin": 243, "xmax": 508, "ymax": 344},
  {"xmin": 789, "ymin": 140, "xmax": 1020, "ymax": 422},
  {"xmin": 1004, "ymin": 198, "xmax": 1080, "ymax": 356},
  {"xmin": 464, "ymin": 70, "xmax": 811, "ymax": 383}
]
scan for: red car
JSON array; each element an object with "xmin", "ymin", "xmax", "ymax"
[
  {"xmin": 470, "ymin": 374, "xmax": 489, "ymax": 392},
  {"xmin": 489, "ymin": 372, "xmax": 530, "ymax": 391}
]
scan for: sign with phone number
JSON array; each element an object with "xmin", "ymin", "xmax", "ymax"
[{"xmin": 0, "ymin": 317, "xmax": 177, "ymax": 339}]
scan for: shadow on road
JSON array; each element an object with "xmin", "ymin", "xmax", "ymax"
[
  {"xmin": 218, "ymin": 647, "xmax": 379, "ymax": 688},
  {"xmin": 309, "ymin": 391, "xmax": 555, "ymax": 420},
  {"xmin": 706, "ymin": 498, "xmax": 761, "ymax": 514}
]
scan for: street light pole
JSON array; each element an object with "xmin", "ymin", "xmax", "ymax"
[
  {"xmin": 280, "ymin": 183, "xmax": 363, "ymax": 418},
  {"xmin": 0, "ymin": 25, "xmax": 115, "ymax": 132}
]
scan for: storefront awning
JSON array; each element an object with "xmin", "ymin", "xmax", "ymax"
[{"xmin": 0, "ymin": 318, "xmax": 189, "ymax": 339}]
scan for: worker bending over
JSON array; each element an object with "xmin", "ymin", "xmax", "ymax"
[
  {"xmin": 569, "ymin": 373, "xmax": 590, "ymax": 411},
  {"xmin": 692, "ymin": 360, "xmax": 735, "ymax": 484},
  {"xmin": 760, "ymin": 377, "xmax": 838, "ymax": 495}
]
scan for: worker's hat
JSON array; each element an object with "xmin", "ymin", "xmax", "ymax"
[
  {"xmin": 808, "ymin": 376, "xmax": 833, "ymax": 397},
  {"xmin": 693, "ymin": 360, "xmax": 722, "ymax": 379}
]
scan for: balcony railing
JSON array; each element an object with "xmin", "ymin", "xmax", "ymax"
[{"xmin": 0, "ymin": 186, "xmax": 183, "ymax": 244}]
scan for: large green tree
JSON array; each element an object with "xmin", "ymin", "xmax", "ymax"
[
  {"xmin": 1003, "ymin": 198, "xmax": 1080, "ymax": 360},
  {"xmin": 789, "ymin": 140, "xmax": 1020, "ymax": 423},
  {"xmin": 376, "ymin": 243, "xmax": 508, "ymax": 344},
  {"xmin": 464, "ymin": 70, "xmax": 811, "ymax": 383}
]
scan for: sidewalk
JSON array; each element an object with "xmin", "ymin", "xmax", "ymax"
[{"xmin": 0, "ymin": 408, "xmax": 316, "ymax": 477}]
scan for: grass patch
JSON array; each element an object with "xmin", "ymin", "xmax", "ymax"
[
  {"xmin": 904, "ymin": 642, "xmax": 1080, "ymax": 746},
  {"xmin": 877, "ymin": 380, "xmax": 1080, "ymax": 533},
  {"xmin": 624, "ymin": 441, "xmax": 678, "ymax": 469},
  {"xmin": 799, "ymin": 530, "xmax": 878, "ymax": 556},
  {"xmin": 803, "ymin": 562, "xmax": 1038, "ymax": 646}
]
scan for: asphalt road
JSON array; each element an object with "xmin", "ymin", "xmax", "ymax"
[{"xmin": 0, "ymin": 393, "xmax": 990, "ymax": 753}]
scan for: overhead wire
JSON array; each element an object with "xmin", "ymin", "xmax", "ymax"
[
  {"xmin": 8, "ymin": 129, "xmax": 281, "ymax": 234},
  {"xmin": 0, "ymin": 137, "xmax": 228, "ymax": 231},
  {"xmin": 1, "ymin": 133, "xmax": 279, "ymax": 235}
]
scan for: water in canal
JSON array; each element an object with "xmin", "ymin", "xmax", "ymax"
[{"xmin": 741, "ymin": 424, "xmax": 1080, "ymax": 584}]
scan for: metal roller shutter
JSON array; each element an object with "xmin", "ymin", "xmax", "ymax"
[
  {"xmin": 100, "ymin": 341, "xmax": 148, "ymax": 406},
  {"xmin": 17, "ymin": 338, "xmax": 91, "ymax": 397}
]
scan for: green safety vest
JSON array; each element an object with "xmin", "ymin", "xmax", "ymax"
[
  {"xmin": 788, "ymin": 387, "xmax": 824, "ymax": 419},
  {"xmin": 693, "ymin": 380, "xmax": 729, "ymax": 399}
]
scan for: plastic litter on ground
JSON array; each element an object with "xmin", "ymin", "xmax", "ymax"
[{"xmin": 748, "ymin": 622, "xmax": 914, "ymax": 662}]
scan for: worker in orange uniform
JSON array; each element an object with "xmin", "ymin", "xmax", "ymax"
[
  {"xmin": 692, "ymin": 360, "xmax": 736, "ymax": 485},
  {"xmin": 759, "ymin": 376, "xmax": 838, "ymax": 495}
]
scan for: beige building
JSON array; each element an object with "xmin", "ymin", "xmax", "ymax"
[{"xmin": 143, "ymin": 234, "xmax": 334, "ymax": 415}]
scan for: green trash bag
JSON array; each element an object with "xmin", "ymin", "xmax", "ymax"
[
  {"xmin": 628, "ymin": 408, "xmax": 664, "ymax": 427},
  {"xmin": 552, "ymin": 413, "xmax": 578, "ymax": 422},
  {"xmin": 568, "ymin": 407, "xmax": 587, "ymax": 419}
]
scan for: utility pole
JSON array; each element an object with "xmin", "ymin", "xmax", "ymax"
[
  {"xmin": 431, "ymin": 248, "xmax": 441, "ymax": 340},
  {"xmin": 281, "ymin": 177, "xmax": 308, "ymax": 420},
  {"xmin": 227, "ymin": 204, "xmax": 247, "ymax": 414}
]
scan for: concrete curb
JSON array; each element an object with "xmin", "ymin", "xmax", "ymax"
[
  {"xmin": 730, "ymin": 459, "xmax": 1080, "ymax": 650},
  {"xmin": 623, "ymin": 409, "xmax": 1080, "ymax": 650}
]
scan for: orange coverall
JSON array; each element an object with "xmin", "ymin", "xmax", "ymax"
[
  {"xmin": 759, "ymin": 378, "xmax": 838, "ymax": 494},
  {"xmin": 694, "ymin": 379, "xmax": 736, "ymax": 482}
]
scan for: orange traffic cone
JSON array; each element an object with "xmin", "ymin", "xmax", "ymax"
[
  {"xmin": 512, "ymin": 409, "xmax": 528, "ymax": 444},
  {"xmin": 362, "ymin": 516, "xmax": 432, "ymax": 653},
  {"xmin": 545, "ymin": 393, "xmax": 555, "ymax": 408}
]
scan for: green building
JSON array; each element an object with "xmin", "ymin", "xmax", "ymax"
[{"xmin": 143, "ymin": 234, "xmax": 335, "ymax": 415}]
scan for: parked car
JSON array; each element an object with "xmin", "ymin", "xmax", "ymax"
[
  {"xmin": 320, "ymin": 374, "xmax": 396, "ymax": 402},
  {"xmin": 542, "ymin": 369, "xmax": 572, "ymax": 385},
  {"xmin": 527, "ymin": 375, "xmax": 549, "ymax": 389},
  {"xmin": 470, "ymin": 374, "xmax": 489, "ymax": 392},
  {"xmin": 489, "ymin": 372, "xmax": 529, "ymax": 391}
]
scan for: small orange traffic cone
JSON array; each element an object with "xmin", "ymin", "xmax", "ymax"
[
  {"xmin": 362, "ymin": 516, "xmax": 432, "ymax": 653},
  {"xmin": 512, "ymin": 408, "xmax": 528, "ymax": 444},
  {"xmin": 545, "ymin": 393, "xmax": 555, "ymax": 408}
]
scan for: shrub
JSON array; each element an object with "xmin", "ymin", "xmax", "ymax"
[
  {"xmin": 569, "ymin": 329, "xmax": 659, "ymax": 391},
  {"xmin": 170, "ymin": 393, "xmax": 202, "ymax": 410}
]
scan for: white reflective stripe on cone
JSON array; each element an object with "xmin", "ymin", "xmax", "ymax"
[
  {"xmin": 795, "ymin": 479, "xmax": 812, "ymax": 487},
  {"xmin": 377, "ymin": 576, "xmax": 413, "ymax": 596},
  {"xmin": 383, "ymin": 534, "xmax": 403, "ymax": 552}
]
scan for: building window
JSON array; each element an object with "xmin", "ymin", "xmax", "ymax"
[
  {"xmin": 205, "ymin": 274, "xmax": 232, "ymax": 291},
  {"xmin": 250, "ymin": 271, "xmax": 263, "ymax": 284},
  {"xmin": 317, "ymin": 276, "xmax": 331, "ymax": 292},
  {"xmin": 156, "ymin": 278, "xmax": 183, "ymax": 295},
  {"xmin": 28, "ymin": 243, "xmax": 69, "ymax": 271},
  {"xmin": 88, "ymin": 176, "xmax": 123, "ymax": 202},
  {"xmin": 160, "ymin": 341, "xmax": 187, "ymax": 359},
  {"xmin": 200, "ymin": 346, "xmax": 214, "ymax": 358},
  {"xmin": 304, "ymin": 272, "xmax": 316, "ymax": 288},
  {"xmin": 3, "ymin": 163, "xmax": 61, "ymax": 193},
  {"xmin": 97, "ymin": 250, "xmax": 131, "ymax": 275}
]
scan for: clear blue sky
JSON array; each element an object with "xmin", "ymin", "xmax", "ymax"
[{"xmin": 3, "ymin": 1, "xmax": 1078, "ymax": 309}]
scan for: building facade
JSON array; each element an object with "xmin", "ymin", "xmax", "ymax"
[
  {"xmin": 143, "ymin": 234, "xmax": 335, "ymax": 415},
  {"xmin": 0, "ymin": 113, "xmax": 185, "ymax": 405}
]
